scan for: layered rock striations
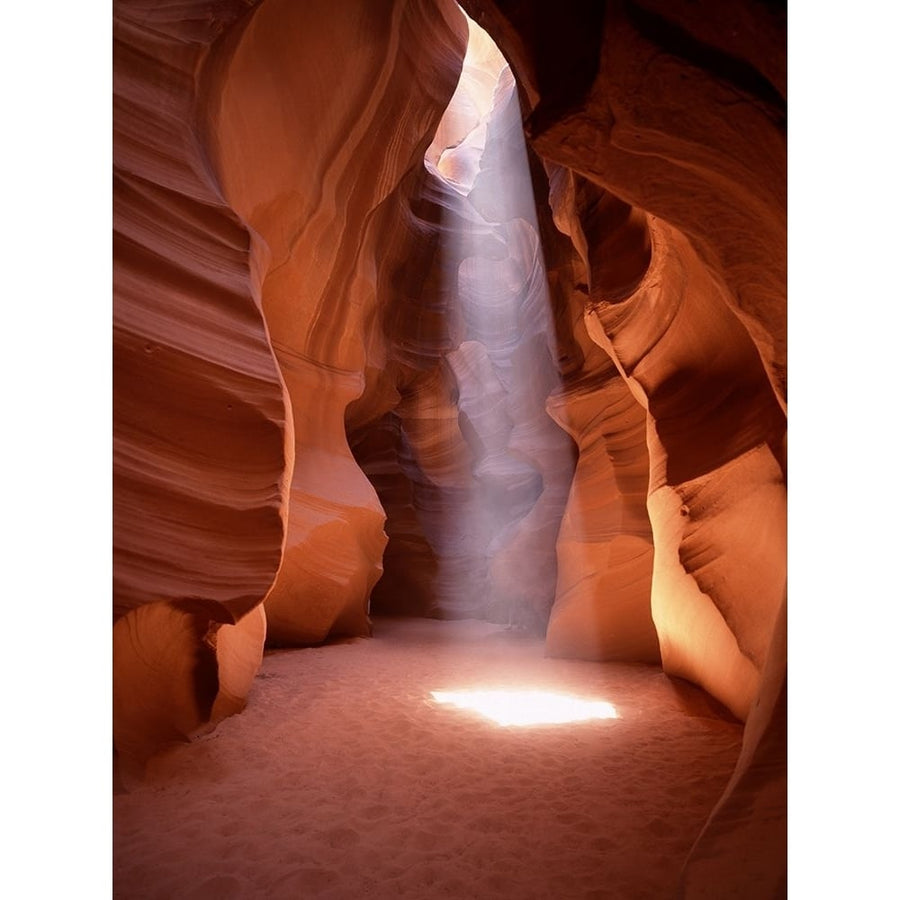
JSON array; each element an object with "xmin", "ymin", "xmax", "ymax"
[
  {"xmin": 580, "ymin": 206, "xmax": 787, "ymax": 721},
  {"xmin": 204, "ymin": 0, "xmax": 469, "ymax": 643},
  {"xmin": 542, "ymin": 165, "xmax": 659, "ymax": 663},
  {"xmin": 114, "ymin": 0, "xmax": 469, "ymax": 766},
  {"xmin": 113, "ymin": 0, "xmax": 290, "ymax": 771},
  {"xmin": 115, "ymin": 1, "xmax": 787, "ymax": 891},
  {"xmin": 456, "ymin": 0, "xmax": 787, "ymax": 893},
  {"xmin": 461, "ymin": 0, "xmax": 786, "ymax": 408}
]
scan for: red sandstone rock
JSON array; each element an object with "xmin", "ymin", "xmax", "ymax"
[
  {"xmin": 542, "ymin": 164, "xmax": 658, "ymax": 663},
  {"xmin": 114, "ymin": 0, "xmax": 787, "ymax": 892},
  {"xmin": 461, "ymin": 0, "xmax": 786, "ymax": 406},
  {"xmin": 678, "ymin": 596, "xmax": 787, "ymax": 898},
  {"xmin": 205, "ymin": 0, "xmax": 468, "ymax": 643},
  {"xmin": 457, "ymin": 1, "xmax": 787, "ymax": 891},
  {"xmin": 545, "ymin": 361, "xmax": 659, "ymax": 663},
  {"xmin": 579, "ymin": 214, "xmax": 786, "ymax": 719},
  {"xmin": 113, "ymin": 0, "xmax": 289, "ymax": 770},
  {"xmin": 113, "ymin": 600, "xmax": 267, "ymax": 785}
]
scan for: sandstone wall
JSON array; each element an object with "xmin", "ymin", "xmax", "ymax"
[
  {"xmin": 543, "ymin": 165, "xmax": 658, "ymax": 663},
  {"xmin": 113, "ymin": 0, "xmax": 289, "ymax": 772},
  {"xmin": 204, "ymin": 0, "xmax": 468, "ymax": 643},
  {"xmin": 113, "ymin": 0, "xmax": 468, "ymax": 766},
  {"xmin": 114, "ymin": 3, "xmax": 787, "ymax": 890},
  {"xmin": 456, "ymin": 0, "xmax": 788, "ymax": 892}
]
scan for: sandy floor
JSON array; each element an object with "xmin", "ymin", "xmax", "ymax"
[{"xmin": 113, "ymin": 617, "xmax": 742, "ymax": 899}]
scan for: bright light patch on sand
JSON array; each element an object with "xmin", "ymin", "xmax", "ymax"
[{"xmin": 430, "ymin": 690, "xmax": 618, "ymax": 727}]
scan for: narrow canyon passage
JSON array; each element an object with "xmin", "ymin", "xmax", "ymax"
[
  {"xmin": 113, "ymin": 0, "xmax": 787, "ymax": 893},
  {"xmin": 113, "ymin": 618, "xmax": 741, "ymax": 899}
]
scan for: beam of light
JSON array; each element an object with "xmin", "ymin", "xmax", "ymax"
[
  {"xmin": 430, "ymin": 689, "xmax": 618, "ymax": 727},
  {"xmin": 418, "ymin": 8, "xmax": 577, "ymax": 627}
]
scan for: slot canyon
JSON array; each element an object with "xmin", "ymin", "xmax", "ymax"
[{"xmin": 112, "ymin": 0, "xmax": 787, "ymax": 897}]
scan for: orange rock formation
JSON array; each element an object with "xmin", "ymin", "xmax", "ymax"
[{"xmin": 113, "ymin": 0, "xmax": 787, "ymax": 894}]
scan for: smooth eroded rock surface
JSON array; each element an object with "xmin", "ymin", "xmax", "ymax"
[
  {"xmin": 113, "ymin": 0, "xmax": 290, "ymax": 769},
  {"xmin": 454, "ymin": 1, "xmax": 787, "ymax": 892},
  {"xmin": 206, "ymin": 0, "xmax": 468, "ymax": 644},
  {"xmin": 114, "ymin": 1, "xmax": 786, "ymax": 893}
]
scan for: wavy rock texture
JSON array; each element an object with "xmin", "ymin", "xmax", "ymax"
[
  {"xmin": 204, "ymin": 0, "xmax": 468, "ymax": 643},
  {"xmin": 457, "ymin": 0, "xmax": 787, "ymax": 893},
  {"xmin": 113, "ymin": 0, "xmax": 289, "ymax": 769},
  {"xmin": 113, "ymin": 601, "xmax": 267, "ymax": 786},
  {"xmin": 462, "ymin": 0, "xmax": 786, "ymax": 408},
  {"xmin": 581, "ymin": 214, "xmax": 787, "ymax": 719},
  {"xmin": 115, "ymin": 0, "xmax": 786, "ymax": 892},
  {"xmin": 543, "ymin": 164, "xmax": 659, "ymax": 663}
]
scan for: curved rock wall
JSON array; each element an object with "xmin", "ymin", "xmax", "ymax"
[
  {"xmin": 542, "ymin": 164, "xmax": 658, "ymax": 663},
  {"xmin": 347, "ymin": 162, "xmax": 471, "ymax": 620},
  {"xmin": 113, "ymin": 0, "xmax": 468, "ymax": 761},
  {"xmin": 115, "ymin": 1, "xmax": 787, "ymax": 889},
  {"xmin": 204, "ymin": 0, "xmax": 468, "ymax": 643},
  {"xmin": 462, "ymin": 0, "xmax": 786, "ymax": 407},
  {"xmin": 582, "ymin": 213, "xmax": 786, "ymax": 719},
  {"xmin": 678, "ymin": 596, "xmax": 787, "ymax": 899},
  {"xmin": 113, "ymin": 0, "xmax": 290, "ymax": 770},
  {"xmin": 456, "ymin": 0, "xmax": 787, "ymax": 892}
]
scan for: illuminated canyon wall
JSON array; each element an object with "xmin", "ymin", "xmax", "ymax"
[
  {"xmin": 454, "ymin": 2, "xmax": 787, "ymax": 895},
  {"xmin": 113, "ymin": 0, "xmax": 786, "ymax": 894}
]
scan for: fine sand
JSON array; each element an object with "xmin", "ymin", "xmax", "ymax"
[{"xmin": 113, "ymin": 617, "xmax": 742, "ymax": 899}]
